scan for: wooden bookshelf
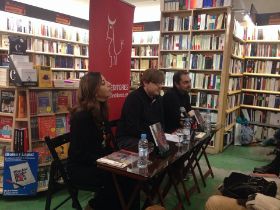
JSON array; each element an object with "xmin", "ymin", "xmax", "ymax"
[
  {"xmin": 241, "ymin": 105, "xmax": 280, "ymax": 112},
  {"xmin": 228, "ymin": 90, "xmax": 241, "ymax": 95},
  {"xmin": 0, "ymin": 10, "xmax": 89, "ymax": 82},
  {"xmin": 231, "ymin": 54, "xmax": 244, "ymax": 60},
  {"xmin": 225, "ymin": 122, "xmax": 235, "ymax": 132},
  {"xmin": 160, "ymin": 1, "xmax": 233, "ymax": 153},
  {"xmin": 130, "ymin": 31, "xmax": 159, "ymax": 89},
  {"xmin": 242, "ymin": 89, "xmax": 280, "ymax": 95},
  {"xmin": 243, "ymin": 73, "xmax": 280, "ymax": 77},
  {"xmin": 226, "ymin": 106, "xmax": 240, "ymax": 114},
  {"xmin": 246, "ymin": 40, "xmax": 280, "ymax": 43},
  {"xmin": 244, "ymin": 56, "xmax": 280, "ymax": 60}
]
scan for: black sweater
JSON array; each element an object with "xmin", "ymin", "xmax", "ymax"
[
  {"xmin": 163, "ymin": 87, "xmax": 191, "ymax": 133},
  {"xmin": 116, "ymin": 86, "xmax": 164, "ymax": 147},
  {"xmin": 68, "ymin": 110, "xmax": 110, "ymax": 168}
]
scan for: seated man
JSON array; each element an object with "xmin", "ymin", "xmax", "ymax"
[
  {"xmin": 163, "ymin": 71, "xmax": 192, "ymax": 133},
  {"xmin": 116, "ymin": 69, "xmax": 165, "ymax": 148}
]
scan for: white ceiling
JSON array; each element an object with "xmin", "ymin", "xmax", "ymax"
[{"xmin": 13, "ymin": 0, "xmax": 280, "ymax": 20}]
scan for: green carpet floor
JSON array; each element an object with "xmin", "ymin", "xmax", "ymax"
[{"xmin": 0, "ymin": 145, "xmax": 274, "ymax": 210}]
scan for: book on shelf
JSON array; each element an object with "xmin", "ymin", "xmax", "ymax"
[
  {"xmin": 55, "ymin": 115, "xmax": 67, "ymax": 136},
  {"xmin": 0, "ymin": 143, "xmax": 11, "ymax": 167},
  {"xmin": 38, "ymin": 116, "xmax": 56, "ymax": 140},
  {"xmin": 36, "ymin": 91, "xmax": 52, "ymax": 114},
  {"xmin": 32, "ymin": 142, "xmax": 52, "ymax": 164},
  {"xmin": 17, "ymin": 92, "xmax": 27, "ymax": 118},
  {"xmin": 97, "ymin": 149, "xmax": 138, "ymax": 168},
  {"xmin": 53, "ymin": 91, "xmax": 72, "ymax": 113},
  {"xmin": 0, "ymin": 68, "xmax": 9, "ymax": 86},
  {"xmin": 13, "ymin": 128, "xmax": 29, "ymax": 153},
  {"xmin": 34, "ymin": 65, "xmax": 52, "ymax": 88},
  {"xmin": 0, "ymin": 117, "xmax": 13, "ymax": 140},
  {"xmin": 0, "ymin": 35, "xmax": 9, "ymax": 49},
  {"xmin": 1, "ymin": 90, "xmax": 15, "ymax": 113},
  {"xmin": 30, "ymin": 117, "xmax": 39, "ymax": 140},
  {"xmin": 37, "ymin": 167, "xmax": 50, "ymax": 190}
]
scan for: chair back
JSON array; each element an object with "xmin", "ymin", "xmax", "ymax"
[
  {"xmin": 45, "ymin": 133, "xmax": 71, "ymax": 184},
  {"xmin": 45, "ymin": 133, "xmax": 71, "ymax": 162}
]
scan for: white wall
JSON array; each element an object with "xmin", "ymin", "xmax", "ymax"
[
  {"xmin": 14, "ymin": 0, "xmax": 90, "ymax": 20},
  {"xmin": 14, "ymin": 0, "xmax": 161, "ymax": 23},
  {"xmin": 131, "ymin": 1, "xmax": 160, "ymax": 23}
]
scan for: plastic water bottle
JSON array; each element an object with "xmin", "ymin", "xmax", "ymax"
[
  {"xmin": 138, "ymin": 133, "xmax": 148, "ymax": 168},
  {"xmin": 182, "ymin": 118, "xmax": 191, "ymax": 144},
  {"xmin": 205, "ymin": 110, "xmax": 212, "ymax": 133}
]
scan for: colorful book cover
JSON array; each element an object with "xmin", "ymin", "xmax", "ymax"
[
  {"xmin": 1, "ymin": 90, "xmax": 15, "ymax": 113},
  {"xmin": 38, "ymin": 116, "xmax": 56, "ymax": 140},
  {"xmin": 3, "ymin": 152, "xmax": 38, "ymax": 196},
  {"xmin": 35, "ymin": 66, "xmax": 52, "ymax": 88},
  {"xmin": 32, "ymin": 142, "xmax": 51, "ymax": 164},
  {"xmin": 37, "ymin": 167, "xmax": 49, "ymax": 189},
  {"xmin": 0, "ymin": 116, "xmax": 13, "ymax": 139},
  {"xmin": 56, "ymin": 115, "xmax": 66, "ymax": 136},
  {"xmin": 36, "ymin": 91, "xmax": 52, "ymax": 114},
  {"xmin": 0, "ymin": 143, "xmax": 11, "ymax": 167},
  {"xmin": 56, "ymin": 91, "xmax": 72, "ymax": 112}
]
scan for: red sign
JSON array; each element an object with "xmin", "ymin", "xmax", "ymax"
[
  {"xmin": 89, "ymin": 0, "xmax": 135, "ymax": 120},
  {"xmin": 5, "ymin": 1, "xmax": 25, "ymax": 15},
  {"xmin": 55, "ymin": 14, "xmax": 71, "ymax": 25}
]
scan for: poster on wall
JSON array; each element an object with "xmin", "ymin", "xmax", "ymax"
[
  {"xmin": 3, "ymin": 152, "xmax": 38, "ymax": 196},
  {"xmin": 89, "ymin": 0, "xmax": 135, "ymax": 120}
]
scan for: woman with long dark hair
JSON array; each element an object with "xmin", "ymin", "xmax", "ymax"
[{"xmin": 68, "ymin": 72, "xmax": 120, "ymax": 210}]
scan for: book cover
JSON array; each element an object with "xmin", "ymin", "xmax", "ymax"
[
  {"xmin": 37, "ymin": 167, "xmax": 49, "ymax": 189},
  {"xmin": 3, "ymin": 152, "xmax": 38, "ymax": 196},
  {"xmin": 149, "ymin": 122, "xmax": 169, "ymax": 154},
  {"xmin": 56, "ymin": 115, "xmax": 66, "ymax": 136},
  {"xmin": 56, "ymin": 91, "xmax": 72, "ymax": 113},
  {"xmin": 97, "ymin": 150, "xmax": 138, "ymax": 168},
  {"xmin": 36, "ymin": 91, "xmax": 52, "ymax": 114},
  {"xmin": 1, "ymin": 90, "xmax": 15, "ymax": 113},
  {"xmin": 38, "ymin": 116, "xmax": 56, "ymax": 140},
  {"xmin": 0, "ymin": 116, "xmax": 13, "ymax": 139},
  {"xmin": 17, "ymin": 92, "xmax": 27, "ymax": 118},
  {"xmin": 0, "ymin": 143, "xmax": 11, "ymax": 168},
  {"xmin": 35, "ymin": 66, "xmax": 52, "ymax": 88},
  {"xmin": 32, "ymin": 142, "xmax": 51, "ymax": 164}
]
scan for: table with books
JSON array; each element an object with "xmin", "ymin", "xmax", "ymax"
[{"xmin": 97, "ymin": 130, "xmax": 214, "ymax": 210}]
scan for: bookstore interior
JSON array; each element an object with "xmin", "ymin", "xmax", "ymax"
[{"xmin": 0, "ymin": 0, "xmax": 280, "ymax": 209}]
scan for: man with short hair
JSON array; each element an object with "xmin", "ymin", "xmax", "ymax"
[
  {"xmin": 163, "ymin": 71, "xmax": 192, "ymax": 133},
  {"xmin": 116, "ymin": 68, "xmax": 165, "ymax": 148}
]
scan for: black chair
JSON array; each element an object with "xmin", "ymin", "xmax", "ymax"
[
  {"xmin": 192, "ymin": 131, "xmax": 215, "ymax": 187},
  {"xmin": 45, "ymin": 133, "xmax": 99, "ymax": 210}
]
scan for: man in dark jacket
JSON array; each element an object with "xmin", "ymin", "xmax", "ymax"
[
  {"xmin": 163, "ymin": 71, "xmax": 192, "ymax": 133},
  {"xmin": 116, "ymin": 69, "xmax": 165, "ymax": 148}
]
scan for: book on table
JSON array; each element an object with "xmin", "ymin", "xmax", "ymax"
[{"xmin": 97, "ymin": 149, "xmax": 138, "ymax": 168}]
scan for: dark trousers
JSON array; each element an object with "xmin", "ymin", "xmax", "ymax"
[{"xmin": 69, "ymin": 165, "xmax": 139, "ymax": 210}]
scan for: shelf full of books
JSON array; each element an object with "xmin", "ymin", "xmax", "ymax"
[
  {"xmin": 0, "ymin": 10, "xmax": 89, "ymax": 84},
  {"xmin": 159, "ymin": 0, "xmax": 232, "ymax": 153},
  {"xmin": 0, "ymin": 87, "xmax": 76, "ymax": 193},
  {"xmin": 238, "ymin": 23, "xmax": 280, "ymax": 144},
  {"xmin": 131, "ymin": 31, "xmax": 160, "ymax": 89},
  {"xmin": 0, "ymin": 6, "xmax": 88, "ymax": 193}
]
